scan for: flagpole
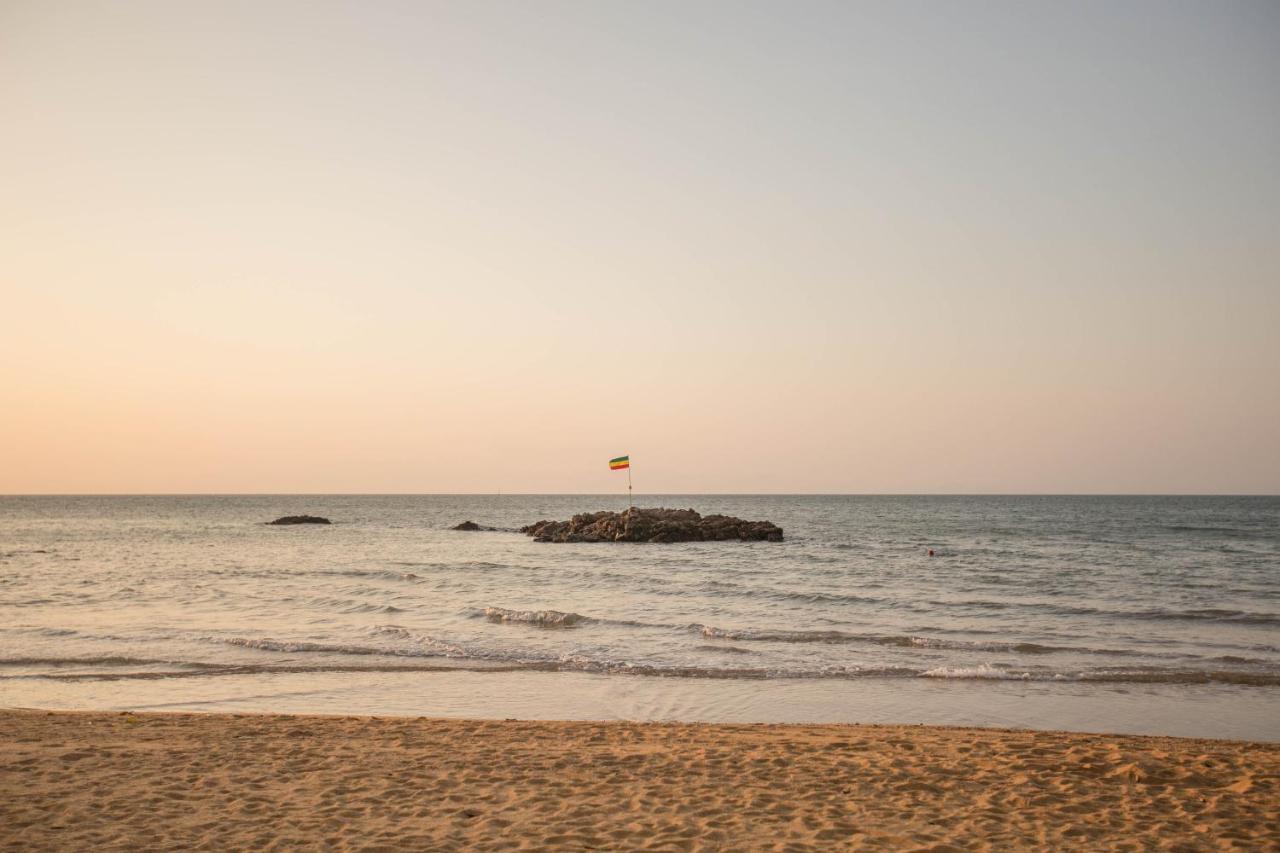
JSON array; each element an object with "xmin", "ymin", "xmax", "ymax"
[{"xmin": 628, "ymin": 463, "xmax": 632, "ymax": 509}]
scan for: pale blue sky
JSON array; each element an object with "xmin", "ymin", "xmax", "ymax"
[{"xmin": 2, "ymin": 1, "xmax": 1277, "ymax": 492}]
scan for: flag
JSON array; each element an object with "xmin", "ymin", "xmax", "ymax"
[{"xmin": 609, "ymin": 455, "xmax": 630, "ymax": 471}]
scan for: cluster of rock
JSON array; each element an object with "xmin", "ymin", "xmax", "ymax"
[
  {"xmin": 267, "ymin": 515, "xmax": 331, "ymax": 525},
  {"xmin": 519, "ymin": 507, "xmax": 783, "ymax": 543}
]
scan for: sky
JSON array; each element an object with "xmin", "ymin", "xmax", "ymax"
[{"xmin": 2, "ymin": 0, "xmax": 1278, "ymax": 494}]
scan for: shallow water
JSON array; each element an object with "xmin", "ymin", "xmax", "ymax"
[{"xmin": 2, "ymin": 495, "xmax": 1277, "ymax": 738}]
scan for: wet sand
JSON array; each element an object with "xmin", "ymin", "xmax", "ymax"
[{"xmin": 2, "ymin": 710, "xmax": 1276, "ymax": 850}]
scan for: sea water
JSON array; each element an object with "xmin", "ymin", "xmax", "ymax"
[{"xmin": 2, "ymin": 495, "xmax": 1276, "ymax": 739}]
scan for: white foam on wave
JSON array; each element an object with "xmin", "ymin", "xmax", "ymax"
[
  {"xmin": 482, "ymin": 607, "xmax": 591, "ymax": 628},
  {"xmin": 696, "ymin": 625, "xmax": 1093, "ymax": 656},
  {"xmin": 224, "ymin": 631, "xmax": 468, "ymax": 659},
  {"xmin": 697, "ymin": 625, "xmax": 855, "ymax": 643},
  {"xmin": 920, "ymin": 663, "xmax": 1037, "ymax": 680},
  {"xmin": 226, "ymin": 637, "xmax": 386, "ymax": 655}
]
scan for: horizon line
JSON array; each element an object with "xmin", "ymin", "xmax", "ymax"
[{"xmin": 2, "ymin": 492, "xmax": 1276, "ymax": 498}]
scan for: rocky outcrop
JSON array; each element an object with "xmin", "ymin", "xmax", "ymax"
[
  {"xmin": 520, "ymin": 507, "xmax": 783, "ymax": 543},
  {"xmin": 452, "ymin": 520, "xmax": 498, "ymax": 531},
  {"xmin": 267, "ymin": 515, "xmax": 331, "ymax": 525}
]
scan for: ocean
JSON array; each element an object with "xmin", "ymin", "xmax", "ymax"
[{"xmin": 2, "ymin": 495, "xmax": 1277, "ymax": 740}]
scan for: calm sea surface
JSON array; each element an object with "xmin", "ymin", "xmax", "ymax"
[{"xmin": 2, "ymin": 495, "xmax": 1277, "ymax": 739}]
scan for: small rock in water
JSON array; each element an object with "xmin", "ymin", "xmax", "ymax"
[
  {"xmin": 450, "ymin": 520, "xmax": 515, "ymax": 532},
  {"xmin": 266, "ymin": 515, "xmax": 331, "ymax": 525},
  {"xmin": 520, "ymin": 507, "xmax": 783, "ymax": 543}
]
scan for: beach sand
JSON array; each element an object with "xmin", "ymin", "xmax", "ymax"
[{"xmin": 2, "ymin": 711, "xmax": 1276, "ymax": 850}]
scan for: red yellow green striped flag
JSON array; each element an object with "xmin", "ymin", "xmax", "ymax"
[{"xmin": 609, "ymin": 455, "xmax": 630, "ymax": 471}]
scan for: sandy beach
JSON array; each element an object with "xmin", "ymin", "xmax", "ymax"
[{"xmin": 2, "ymin": 711, "xmax": 1276, "ymax": 850}]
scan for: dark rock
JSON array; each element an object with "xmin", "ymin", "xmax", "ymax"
[
  {"xmin": 451, "ymin": 521, "xmax": 518, "ymax": 532},
  {"xmin": 267, "ymin": 515, "xmax": 331, "ymax": 525},
  {"xmin": 519, "ymin": 507, "xmax": 783, "ymax": 543}
]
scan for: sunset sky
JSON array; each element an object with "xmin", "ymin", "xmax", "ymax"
[{"xmin": 3, "ymin": 1, "xmax": 1277, "ymax": 494}]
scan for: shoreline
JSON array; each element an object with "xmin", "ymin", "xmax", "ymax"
[
  {"xmin": 10, "ymin": 668, "xmax": 1278, "ymax": 743},
  {"xmin": 3, "ymin": 710, "xmax": 1276, "ymax": 849},
  {"xmin": 7, "ymin": 705, "xmax": 1277, "ymax": 744}
]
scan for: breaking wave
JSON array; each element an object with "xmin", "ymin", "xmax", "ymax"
[
  {"xmin": 695, "ymin": 625, "xmax": 1131, "ymax": 656},
  {"xmin": 480, "ymin": 607, "xmax": 592, "ymax": 628},
  {"xmin": 927, "ymin": 599, "xmax": 1280, "ymax": 626},
  {"xmin": 222, "ymin": 633, "xmax": 469, "ymax": 659},
  {"xmin": 7, "ymin": 650, "xmax": 1278, "ymax": 687}
]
